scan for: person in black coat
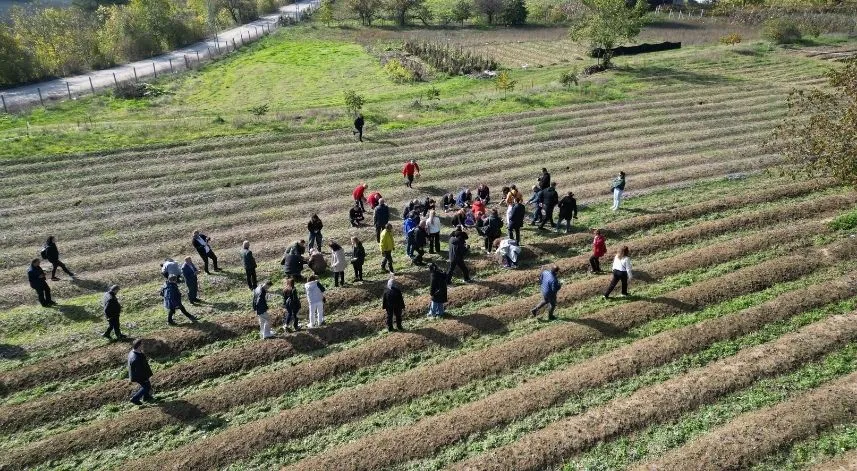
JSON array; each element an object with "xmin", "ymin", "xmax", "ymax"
[
  {"xmin": 446, "ymin": 230, "xmax": 472, "ymax": 283},
  {"xmin": 353, "ymin": 114, "xmax": 364, "ymax": 142},
  {"xmin": 538, "ymin": 167, "xmax": 551, "ymax": 190},
  {"xmin": 373, "ymin": 198, "xmax": 391, "ymax": 243},
  {"xmin": 350, "ymin": 202, "xmax": 365, "ymax": 227},
  {"xmin": 476, "ymin": 184, "xmax": 490, "ymax": 204},
  {"xmin": 382, "ymin": 278, "xmax": 405, "ymax": 332},
  {"xmin": 538, "ymin": 182, "xmax": 560, "ymax": 229},
  {"xmin": 191, "ymin": 230, "xmax": 219, "ymax": 274},
  {"xmin": 482, "ymin": 209, "xmax": 503, "ymax": 254},
  {"xmin": 428, "ymin": 263, "xmax": 448, "ymax": 317},
  {"xmin": 42, "ymin": 235, "xmax": 75, "ymax": 280},
  {"xmin": 350, "ymin": 236, "xmax": 366, "ymax": 282},
  {"xmin": 282, "ymin": 278, "xmax": 301, "ymax": 332},
  {"xmin": 508, "ymin": 202, "xmax": 526, "ymax": 244},
  {"xmin": 409, "ymin": 222, "xmax": 428, "ymax": 265},
  {"xmin": 27, "ymin": 258, "xmax": 54, "ymax": 306},
  {"xmin": 128, "ymin": 338, "xmax": 154, "ymax": 405},
  {"xmin": 103, "ymin": 284, "xmax": 127, "ymax": 340},
  {"xmin": 281, "ymin": 252, "xmax": 307, "ymax": 281},
  {"xmin": 241, "ymin": 240, "xmax": 258, "ymax": 290},
  {"xmin": 556, "ymin": 192, "xmax": 578, "ymax": 233}
]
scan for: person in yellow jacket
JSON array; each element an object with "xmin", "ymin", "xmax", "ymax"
[
  {"xmin": 379, "ymin": 223, "xmax": 395, "ymax": 274},
  {"xmin": 504, "ymin": 184, "xmax": 524, "ymax": 205}
]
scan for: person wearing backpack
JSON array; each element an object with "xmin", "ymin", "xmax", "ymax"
[
  {"xmin": 191, "ymin": 230, "xmax": 219, "ymax": 275},
  {"xmin": 351, "ymin": 236, "xmax": 366, "ymax": 282},
  {"xmin": 282, "ymin": 278, "xmax": 301, "ymax": 332},
  {"xmin": 382, "ymin": 278, "xmax": 405, "ymax": 332},
  {"xmin": 28, "ymin": 258, "xmax": 54, "ymax": 306},
  {"xmin": 304, "ymin": 275, "xmax": 326, "ymax": 328},
  {"xmin": 253, "ymin": 280, "xmax": 276, "ymax": 339},
  {"xmin": 181, "ymin": 256, "xmax": 201, "ymax": 304},
  {"xmin": 160, "ymin": 275, "xmax": 197, "ymax": 325},
  {"xmin": 102, "ymin": 284, "xmax": 127, "ymax": 340},
  {"xmin": 241, "ymin": 240, "xmax": 258, "ymax": 290},
  {"xmin": 41, "ymin": 235, "xmax": 75, "ymax": 280}
]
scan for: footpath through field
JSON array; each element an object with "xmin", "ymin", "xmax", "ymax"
[{"xmin": 0, "ymin": 0, "xmax": 318, "ymax": 113}]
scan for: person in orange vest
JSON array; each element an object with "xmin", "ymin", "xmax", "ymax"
[{"xmin": 402, "ymin": 159, "xmax": 421, "ymax": 188}]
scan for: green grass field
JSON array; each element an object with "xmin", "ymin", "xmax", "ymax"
[{"xmin": 2, "ymin": 20, "xmax": 857, "ymax": 471}]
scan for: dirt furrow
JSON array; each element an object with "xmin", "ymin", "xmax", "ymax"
[
  {"xmin": 632, "ymin": 375, "xmax": 857, "ymax": 471},
  {"xmin": 449, "ymin": 309, "xmax": 857, "ymax": 471},
  {"xmin": 0, "ymin": 179, "xmax": 836, "ymax": 395},
  {"xmin": 102, "ymin": 240, "xmax": 857, "ymax": 471},
  {"xmin": 284, "ymin": 278, "xmax": 857, "ymax": 471},
  {"xmin": 0, "ymin": 212, "xmax": 833, "ymax": 435},
  {"xmin": 808, "ymin": 448, "xmax": 857, "ymax": 471}
]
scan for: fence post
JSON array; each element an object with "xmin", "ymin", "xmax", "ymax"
[
  {"xmin": 89, "ymin": 76, "xmax": 95, "ymax": 94},
  {"xmin": 207, "ymin": 46, "xmax": 212, "ymax": 57},
  {"xmin": 232, "ymin": 38, "xmax": 237, "ymax": 50},
  {"xmin": 66, "ymin": 82, "xmax": 72, "ymax": 99},
  {"xmin": 169, "ymin": 58, "xmax": 174, "ymax": 73},
  {"xmin": 240, "ymin": 34, "xmax": 245, "ymax": 46},
  {"xmin": 37, "ymin": 87, "xmax": 44, "ymax": 106},
  {"xmin": 113, "ymin": 72, "xmax": 118, "ymax": 88},
  {"xmin": 1, "ymin": 94, "xmax": 7, "ymax": 114},
  {"xmin": 153, "ymin": 62, "xmax": 157, "ymax": 78},
  {"xmin": 133, "ymin": 66, "xmax": 138, "ymax": 82},
  {"xmin": 195, "ymin": 50, "xmax": 201, "ymax": 64},
  {"xmin": 184, "ymin": 55, "xmax": 190, "ymax": 69}
]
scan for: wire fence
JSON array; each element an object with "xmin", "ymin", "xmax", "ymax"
[{"xmin": 0, "ymin": 0, "xmax": 320, "ymax": 115}]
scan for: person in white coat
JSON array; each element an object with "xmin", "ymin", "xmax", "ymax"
[
  {"xmin": 425, "ymin": 209, "xmax": 442, "ymax": 254},
  {"xmin": 304, "ymin": 275, "xmax": 326, "ymax": 328},
  {"xmin": 495, "ymin": 238, "xmax": 521, "ymax": 269},
  {"xmin": 604, "ymin": 246, "xmax": 633, "ymax": 298},
  {"xmin": 329, "ymin": 242, "xmax": 348, "ymax": 287}
]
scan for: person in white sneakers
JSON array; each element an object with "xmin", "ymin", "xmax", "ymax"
[
  {"xmin": 305, "ymin": 275, "xmax": 326, "ymax": 328},
  {"xmin": 252, "ymin": 280, "xmax": 276, "ymax": 339},
  {"xmin": 611, "ymin": 171, "xmax": 626, "ymax": 211},
  {"xmin": 604, "ymin": 246, "xmax": 633, "ymax": 299}
]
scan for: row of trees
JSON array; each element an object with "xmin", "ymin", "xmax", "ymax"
[
  {"xmin": 0, "ymin": 0, "xmax": 282, "ymax": 87},
  {"xmin": 342, "ymin": 0, "xmax": 527, "ymax": 26}
]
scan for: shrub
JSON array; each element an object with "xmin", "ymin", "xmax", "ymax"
[
  {"xmin": 403, "ymin": 41, "xmax": 498, "ymax": 75},
  {"xmin": 763, "ymin": 18, "xmax": 802, "ymax": 44},
  {"xmin": 559, "ymin": 68, "xmax": 579, "ymax": 88},
  {"xmin": 384, "ymin": 59, "xmax": 416, "ymax": 83},
  {"xmin": 495, "ymin": 70, "xmax": 517, "ymax": 96},
  {"xmin": 113, "ymin": 82, "xmax": 169, "ymax": 99},
  {"xmin": 830, "ymin": 209, "xmax": 857, "ymax": 231},
  {"xmin": 719, "ymin": 33, "xmax": 743, "ymax": 46},
  {"xmin": 249, "ymin": 103, "xmax": 269, "ymax": 116},
  {"xmin": 801, "ymin": 21, "xmax": 821, "ymax": 38}
]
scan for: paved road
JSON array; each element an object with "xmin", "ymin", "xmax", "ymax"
[{"xmin": 0, "ymin": 0, "xmax": 318, "ymax": 113}]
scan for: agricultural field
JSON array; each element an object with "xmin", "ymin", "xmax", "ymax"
[{"xmin": 3, "ymin": 19, "xmax": 857, "ymax": 471}]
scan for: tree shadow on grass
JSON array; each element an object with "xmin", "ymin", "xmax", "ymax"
[{"xmin": 0, "ymin": 344, "xmax": 28, "ymax": 360}]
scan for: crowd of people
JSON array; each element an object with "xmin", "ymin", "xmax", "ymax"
[{"xmin": 24, "ymin": 163, "xmax": 632, "ymax": 405}]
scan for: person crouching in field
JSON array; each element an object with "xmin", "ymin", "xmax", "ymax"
[
  {"xmin": 494, "ymin": 237, "xmax": 521, "ymax": 269},
  {"xmin": 382, "ymin": 278, "xmax": 405, "ymax": 332},
  {"xmin": 604, "ymin": 246, "xmax": 633, "ymax": 299},
  {"xmin": 590, "ymin": 229, "xmax": 607, "ymax": 273},
  {"xmin": 252, "ymin": 280, "xmax": 276, "ymax": 339},
  {"xmin": 531, "ymin": 265, "xmax": 561, "ymax": 320},
  {"xmin": 350, "ymin": 201, "xmax": 365, "ymax": 227},
  {"xmin": 305, "ymin": 275, "xmax": 326, "ymax": 328},
  {"xmin": 27, "ymin": 259, "xmax": 54, "ymax": 306},
  {"xmin": 103, "ymin": 284, "xmax": 127, "ymax": 340},
  {"xmin": 160, "ymin": 275, "xmax": 197, "ymax": 325}
]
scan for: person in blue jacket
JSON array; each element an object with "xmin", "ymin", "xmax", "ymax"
[
  {"xmin": 128, "ymin": 338, "xmax": 154, "ymax": 405},
  {"xmin": 160, "ymin": 275, "xmax": 197, "ymax": 325},
  {"xmin": 531, "ymin": 265, "xmax": 561, "ymax": 320}
]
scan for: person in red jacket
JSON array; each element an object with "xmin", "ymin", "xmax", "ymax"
[
  {"xmin": 353, "ymin": 183, "xmax": 368, "ymax": 212},
  {"xmin": 367, "ymin": 191, "xmax": 382, "ymax": 210},
  {"xmin": 402, "ymin": 159, "xmax": 420, "ymax": 188},
  {"xmin": 590, "ymin": 229, "xmax": 607, "ymax": 273}
]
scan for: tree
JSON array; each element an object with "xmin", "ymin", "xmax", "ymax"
[
  {"xmin": 219, "ymin": 0, "xmax": 258, "ymax": 24},
  {"xmin": 386, "ymin": 0, "xmax": 423, "ymax": 26},
  {"xmin": 559, "ymin": 68, "xmax": 579, "ymax": 88},
  {"xmin": 766, "ymin": 59, "xmax": 857, "ymax": 186},
  {"xmin": 0, "ymin": 26, "xmax": 35, "ymax": 86},
  {"xmin": 348, "ymin": 0, "xmax": 380, "ymax": 25},
  {"xmin": 500, "ymin": 0, "xmax": 527, "ymax": 25},
  {"xmin": 495, "ymin": 70, "xmax": 516, "ymax": 97},
  {"xmin": 569, "ymin": 0, "xmax": 647, "ymax": 67},
  {"xmin": 451, "ymin": 0, "xmax": 472, "ymax": 24},
  {"xmin": 343, "ymin": 89, "xmax": 365, "ymax": 115},
  {"xmin": 475, "ymin": 0, "xmax": 502, "ymax": 24},
  {"xmin": 317, "ymin": 0, "xmax": 334, "ymax": 25}
]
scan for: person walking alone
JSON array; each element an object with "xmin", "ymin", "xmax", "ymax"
[
  {"xmin": 27, "ymin": 259, "xmax": 54, "ymax": 306},
  {"xmin": 374, "ymin": 198, "xmax": 390, "ymax": 242},
  {"xmin": 102, "ymin": 284, "xmax": 127, "ymax": 340},
  {"xmin": 304, "ymin": 275, "xmax": 326, "ymax": 328},
  {"xmin": 330, "ymin": 242, "xmax": 347, "ymax": 287},
  {"xmin": 382, "ymin": 278, "xmax": 405, "ymax": 332},
  {"xmin": 282, "ymin": 278, "xmax": 301, "ymax": 332},
  {"xmin": 556, "ymin": 191, "xmax": 578, "ymax": 233},
  {"xmin": 353, "ymin": 114, "xmax": 365, "ymax": 142},
  {"xmin": 402, "ymin": 159, "xmax": 420, "ymax": 188},
  {"xmin": 604, "ymin": 246, "xmax": 633, "ymax": 299},
  {"xmin": 241, "ymin": 241, "xmax": 258, "ymax": 290},
  {"xmin": 590, "ymin": 229, "xmax": 607, "ymax": 273},
  {"xmin": 379, "ymin": 223, "xmax": 395, "ymax": 274},
  {"xmin": 41, "ymin": 236, "xmax": 75, "ymax": 280},
  {"xmin": 611, "ymin": 171, "xmax": 626, "ymax": 211},
  {"xmin": 351, "ymin": 236, "xmax": 365, "ymax": 282},
  {"xmin": 307, "ymin": 214, "xmax": 324, "ymax": 252},
  {"xmin": 531, "ymin": 265, "xmax": 561, "ymax": 320},
  {"xmin": 252, "ymin": 280, "xmax": 276, "ymax": 339},
  {"xmin": 428, "ymin": 263, "xmax": 447, "ymax": 318},
  {"xmin": 128, "ymin": 338, "xmax": 154, "ymax": 405},
  {"xmin": 160, "ymin": 275, "xmax": 197, "ymax": 325},
  {"xmin": 181, "ymin": 256, "xmax": 201, "ymax": 304},
  {"xmin": 192, "ymin": 230, "xmax": 220, "ymax": 274}
]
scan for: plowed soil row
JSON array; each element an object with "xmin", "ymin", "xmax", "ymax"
[
  {"xmin": 285, "ymin": 277, "xmax": 857, "ymax": 471},
  {"xmin": 0, "ymin": 214, "xmax": 832, "ymax": 435},
  {"xmin": 450, "ymin": 309, "xmax": 857, "ymax": 471},
  {"xmin": 0, "ymin": 179, "xmax": 837, "ymax": 396},
  {"xmin": 809, "ymin": 448, "xmax": 857, "ymax": 471},
  {"xmin": 113, "ymin": 240, "xmax": 856, "ymax": 471}
]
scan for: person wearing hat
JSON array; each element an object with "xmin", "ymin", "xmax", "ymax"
[
  {"xmin": 160, "ymin": 274, "xmax": 197, "ymax": 325},
  {"xmin": 103, "ymin": 284, "xmax": 127, "ymax": 340},
  {"xmin": 556, "ymin": 191, "xmax": 578, "ymax": 233}
]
